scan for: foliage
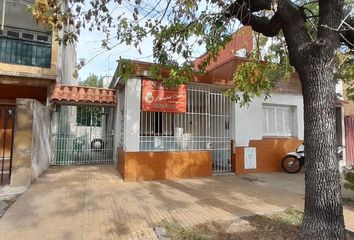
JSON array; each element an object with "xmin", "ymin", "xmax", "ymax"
[
  {"xmin": 226, "ymin": 33, "xmax": 295, "ymax": 105},
  {"xmin": 344, "ymin": 167, "xmax": 354, "ymax": 191},
  {"xmin": 337, "ymin": 50, "xmax": 354, "ymax": 100},
  {"xmin": 77, "ymin": 74, "xmax": 103, "ymax": 127},
  {"xmin": 79, "ymin": 73, "xmax": 103, "ymax": 87},
  {"xmin": 30, "ymin": 0, "xmax": 354, "ymax": 103}
]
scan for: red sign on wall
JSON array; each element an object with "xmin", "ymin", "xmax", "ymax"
[{"xmin": 141, "ymin": 80, "xmax": 187, "ymax": 113}]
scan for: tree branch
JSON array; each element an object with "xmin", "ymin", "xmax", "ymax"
[
  {"xmin": 235, "ymin": 0, "xmax": 273, "ymax": 12},
  {"xmin": 224, "ymin": 1, "xmax": 281, "ymax": 37},
  {"xmin": 341, "ymin": 18, "xmax": 354, "ymax": 49},
  {"xmin": 318, "ymin": 0, "xmax": 344, "ymax": 41}
]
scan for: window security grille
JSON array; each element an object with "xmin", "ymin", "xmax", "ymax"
[{"xmin": 139, "ymin": 85, "xmax": 232, "ymax": 172}]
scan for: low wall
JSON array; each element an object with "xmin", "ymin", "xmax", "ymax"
[
  {"xmin": 116, "ymin": 148, "xmax": 212, "ymax": 181},
  {"xmin": 234, "ymin": 138, "xmax": 302, "ymax": 174},
  {"xmin": 11, "ymin": 99, "xmax": 51, "ymax": 187}
]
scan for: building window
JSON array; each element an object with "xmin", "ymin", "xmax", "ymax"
[
  {"xmin": 263, "ymin": 105, "xmax": 293, "ymax": 137},
  {"xmin": 37, "ymin": 35, "xmax": 49, "ymax": 42},
  {"xmin": 6, "ymin": 30, "xmax": 19, "ymax": 38},
  {"xmin": 140, "ymin": 112, "xmax": 174, "ymax": 136},
  {"xmin": 139, "ymin": 85, "xmax": 231, "ymax": 152},
  {"xmin": 22, "ymin": 33, "xmax": 34, "ymax": 40}
]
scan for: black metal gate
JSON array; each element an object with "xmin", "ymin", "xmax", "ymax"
[{"xmin": 0, "ymin": 105, "xmax": 15, "ymax": 185}]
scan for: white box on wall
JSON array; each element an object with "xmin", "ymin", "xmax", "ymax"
[{"xmin": 244, "ymin": 147, "xmax": 257, "ymax": 169}]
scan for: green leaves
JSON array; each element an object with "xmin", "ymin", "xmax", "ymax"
[
  {"xmin": 79, "ymin": 73, "xmax": 103, "ymax": 87},
  {"xmin": 225, "ymin": 33, "xmax": 295, "ymax": 106},
  {"xmin": 336, "ymin": 50, "xmax": 354, "ymax": 100},
  {"xmin": 344, "ymin": 167, "xmax": 354, "ymax": 191},
  {"xmin": 32, "ymin": 0, "xmax": 353, "ymax": 107}
]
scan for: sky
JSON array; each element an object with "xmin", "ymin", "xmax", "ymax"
[
  {"xmin": 75, "ymin": 0, "xmax": 210, "ymax": 81},
  {"xmin": 74, "ymin": 0, "xmax": 246, "ymax": 82},
  {"xmin": 76, "ymin": 29, "xmax": 155, "ymax": 81},
  {"xmin": 76, "ymin": 29, "xmax": 207, "ymax": 81}
]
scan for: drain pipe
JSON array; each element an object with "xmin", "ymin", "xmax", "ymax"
[{"xmin": 1, "ymin": 0, "xmax": 5, "ymax": 31}]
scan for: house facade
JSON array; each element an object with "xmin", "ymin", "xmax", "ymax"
[
  {"xmin": 0, "ymin": 0, "xmax": 77, "ymax": 186},
  {"xmin": 111, "ymin": 61, "xmax": 306, "ymax": 181},
  {"xmin": 110, "ymin": 26, "xmax": 349, "ymax": 181},
  {"xmin": 110, "ymin": 27, "xmax": 309, "ymax": 181}
]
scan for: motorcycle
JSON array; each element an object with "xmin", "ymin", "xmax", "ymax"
[{"xmin": 281, "ymin": 144, "xmax": 345, "ymax": 174}]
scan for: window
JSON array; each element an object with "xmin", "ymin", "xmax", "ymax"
[
  {"xmin": 37, "ymin": 35, "xmax": 49, "ymax": 42},
  {"xmin": 22, "ymin": 33, "xmax": 34, "ymax": 40},
  {"xmin": 7, "ymin": 31, "xmax": 19, "ymax": 38},
  {"xmin": 263, "ymin": 105, "xmax": 293, "ymax": 137},
  {"xmin": 140, "ymin": 112, "xmax": 174, "ymax": 136}
]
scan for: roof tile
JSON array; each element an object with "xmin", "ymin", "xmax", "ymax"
[{"xmin": 51, "ymin": 85, "xmax": 116, "ymax": 105}]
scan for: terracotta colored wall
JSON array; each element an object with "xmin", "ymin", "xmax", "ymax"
[
  {"xmin": 116, "ymin": 149, "xmax": 212, "ymax": 181},
  {"xmin": 0, "ymin": 84, "xmax": 48, "ymax": 103},
  {"xmin": 194, "ymin": 26, "xmax": 253, "ymax": 71},
  {"xmin": 234, "ymin": 138, "xmax": 303, "ymax": 174}
]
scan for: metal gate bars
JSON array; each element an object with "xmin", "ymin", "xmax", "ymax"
[
  {"xmin": 52, "ymin": 105, "xmax": 114, "ymax": 165},
  {"xmin": 0, "ymin": 105, "xmax": 15, "ymax": 185},
  {"xmin": 139, "ymin": 85, "xmax": 232, "ymax": 173}
]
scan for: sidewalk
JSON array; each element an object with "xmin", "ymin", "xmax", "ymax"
[{"xmin": 0, "ymin": 165, "xmax": 352, "ymax": 239}]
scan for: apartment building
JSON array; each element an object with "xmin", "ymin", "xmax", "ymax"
[{"xmin": 0, "ymin": 0, "xmax": 77, "ymax": 186}]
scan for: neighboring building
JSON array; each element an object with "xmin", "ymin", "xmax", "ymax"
[
  {"xmin": 110, "ymin": 64, "xmax": 305, "ymax": 181},
  {"xmin": 102, "ymin": 76, "xmax": 113, "ymax": 88},
  {"xmin": 110, "ymin": 28, "xmax": 298, "ymax": 181},
  {"xmin": 109, "ymin": 26, "xmax": 347, "ymax": 181},
  {"xmin": 0, "ymin": 0, "xmax": 77, "ymax": 186},
  {"xmin": 342, "ymin": 84, "xmax": 354, "ymax": 167}
]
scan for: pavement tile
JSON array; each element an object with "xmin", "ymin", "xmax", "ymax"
[{"xmin": 0, "ymin": 165, "xmax": 353, "ymax": 239}]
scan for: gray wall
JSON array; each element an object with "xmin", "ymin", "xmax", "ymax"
[
  {"xmin": 31, "ymin": 100, "xmax": 51, "ymax": 180},
  {"xmin": 0, "ymin": 0, "xmax": 48, "ymax": 33},
  {"xmin": 11, "ymin": 98, "xmax": 51, "ymax": 187}
]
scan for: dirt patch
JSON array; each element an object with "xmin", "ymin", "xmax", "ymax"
[
  {"xmin": 161, "ymin": 209, "xmax": 354, "ymax": 240},
  {"xmin": 240, "ymin": 176, "xmax": 264, "ymax": 183},
  {"xmin": 0, "ymin": 195, "xmax": 19, "ymax": 219}
]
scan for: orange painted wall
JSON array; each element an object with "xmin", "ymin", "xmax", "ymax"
[
  {"xmin": 116, "ymin": 148, "xmax": 212, "ymax": 181},
  {"xmin": 234, "ymin": 138, "xmax": 303, "ymax": 174},
  {"xmin": 194, "ymin": 26, "xmax": 253, "ymax": 71},
  {"xmin": 0, "ymin": 84, "xmax": 48, "ymax": 103}
]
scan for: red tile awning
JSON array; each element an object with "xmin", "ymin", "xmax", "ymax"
[{"xmin": 51, "ymin": 85, "xmax": 116, "ymax": 106}]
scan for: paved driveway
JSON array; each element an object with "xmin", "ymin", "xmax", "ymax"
[{"xmin": 0, "ymin": 165, "xmax": 352, "ymax": 240}]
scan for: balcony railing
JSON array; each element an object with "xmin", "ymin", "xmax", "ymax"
[{"xmin": 0, "ymin": 36, "xmax": 52, "ymax": 68}]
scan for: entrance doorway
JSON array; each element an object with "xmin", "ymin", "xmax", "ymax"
[
  {"xmin": 52, "ymin": 105, "xmax": 114, "ymax": 165},
  {"xmin": 0, "ymin": 105, "xmax": 15, "ymax": 185}
]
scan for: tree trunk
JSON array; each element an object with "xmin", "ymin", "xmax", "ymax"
[{"xmin": 299, "ymin": 55, "xmax": 346, "ymax": 239}]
